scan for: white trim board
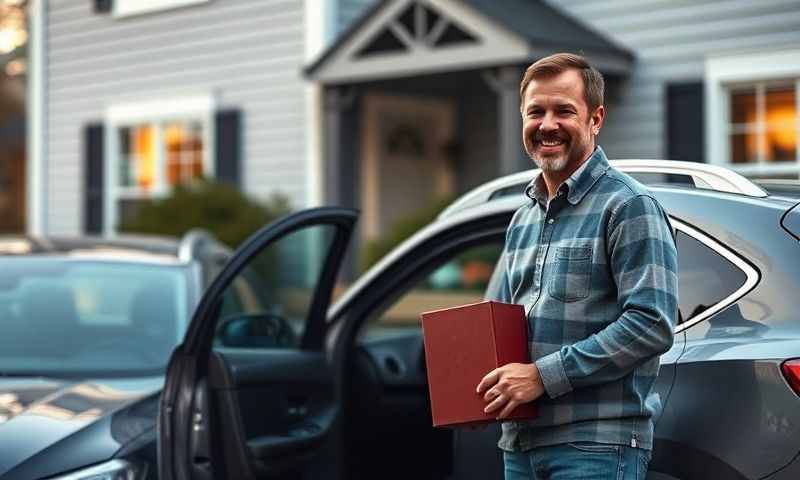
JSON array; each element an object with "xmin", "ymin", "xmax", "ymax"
[
  {"xmin": 106, "ymin": 95, "xmax": 215, "ymax": 123},
  {"xmin": 26, "ymin": 0, "xmax": 46, "ymax": 235},
  {"xmin": 113, "ymin": 0, "xmax": 210, "ymax": 19},
  {"xmin": 311, "ymin": 0, "xmax": 529, "ymax": 84},
  {"xmin": 304, "ymin": 0, "xmax": 329, "ymax": 208},
  {"xmin": 705, "ymin": 47, "xmax": 800, "ymax": 170}
]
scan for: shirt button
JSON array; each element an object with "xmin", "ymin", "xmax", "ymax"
[{"xmin": 548, "ymin": 218, "xmax": 554, "ymax": 224}]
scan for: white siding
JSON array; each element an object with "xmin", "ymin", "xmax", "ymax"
[
  {"xmin": 46, "ymin": 0, "xmax": 308, "ymax": 234},
  {"xmin": 546, "ymin": 0, "xmax": 800, "ymax": 160}
]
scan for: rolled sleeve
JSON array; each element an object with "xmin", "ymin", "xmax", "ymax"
[{"xmin": 535, "ymin": 350, "xmax": 573, "ymax": 399}]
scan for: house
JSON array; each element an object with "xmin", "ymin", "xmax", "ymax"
[
  {"xmin": 28, "ymin": 0, "xmax": 327, "ymax": 235},
  {"xmin": 26, "ymin": 0, "xmax": 800, "ymax": 241}
]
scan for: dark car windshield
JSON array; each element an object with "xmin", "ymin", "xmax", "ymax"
[{"xmin": 0, "ymin": 258, "xmax": 192, "ymax": 378}]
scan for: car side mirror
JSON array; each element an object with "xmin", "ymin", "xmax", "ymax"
[{"xmin": 217, "ymin": 313, "xmax": 296, "ymax": 348}]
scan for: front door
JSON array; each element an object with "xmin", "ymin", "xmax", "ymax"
[
  {"xmin": 158, "ymin": 207, "xmax": 357, "ymax": 480},
  {"xmin": 361, "ymin": 93, "xmax": 455, "ymax": 239}
]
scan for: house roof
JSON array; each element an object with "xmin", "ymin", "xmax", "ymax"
[
  {"xmin": 305, "ymin": 0, "xmax": 634, "ymax": 84},
  {"xmin": 461, "ymin": 0, "xmax": 631, "ymax": 57}
]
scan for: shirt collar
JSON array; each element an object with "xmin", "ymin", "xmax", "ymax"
[{"xmin": 524, "ymin": 146, "xmax": 610, "ymax": 206}]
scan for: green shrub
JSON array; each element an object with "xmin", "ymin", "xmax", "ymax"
[
  {"xmin": 360, "ymin": 195, "xmax": 456, "ymax": 273},
  {"xmin": 119, "ymin": 179, "xmax": 291, "ymax": 249}
]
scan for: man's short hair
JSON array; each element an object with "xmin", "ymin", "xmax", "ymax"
[{"xmin": 519, "ymin": 53, "xmax": 605, "ymax": 112}]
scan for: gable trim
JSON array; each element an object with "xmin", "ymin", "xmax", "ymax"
[{"xmin": 306, "ymin": 0, "xmax": 530, "ymax": 84}]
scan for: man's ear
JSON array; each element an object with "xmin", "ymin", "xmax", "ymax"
[{"xmin": 591, "ymin": 105, "xmax": 606, "ymax": 135}]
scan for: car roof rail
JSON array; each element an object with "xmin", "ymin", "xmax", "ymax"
[
  {"xmin": 753, "ymin": 179, "xmax": 800, "ymax": 200},
  {"xmin": 178, "ymin": 229, "xmax": 217, "ymax": 263},
  {"xmin": 439, "ymin": 159, "xmax": 768, "ymax": 219}
]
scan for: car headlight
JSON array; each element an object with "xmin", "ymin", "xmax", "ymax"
[{"xmin": 46, "ymin": 459, "xmax": 147, "ymax": 480}]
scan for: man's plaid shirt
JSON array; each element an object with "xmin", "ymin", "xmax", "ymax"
[{"xmin": 494, "ymin": 146, "xmax": 678, "ymax": 452}]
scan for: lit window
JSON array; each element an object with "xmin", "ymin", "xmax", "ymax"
[
  {"xmin": 165, "ymin": 121, "xmax": 204, "ymax": 186},
  {"xmin": 116, "ymin": 120, "xmax": 207, "ymax": 197},
  {"xmin": 729, "ymin": 82, "xmax": 797, "ymax": 164}
]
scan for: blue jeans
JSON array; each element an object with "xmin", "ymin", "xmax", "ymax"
[{"xmin": 503, "ymin": 442, "xmax": 651, "ymax": 480}]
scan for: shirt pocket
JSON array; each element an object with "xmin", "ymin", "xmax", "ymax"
[{"xmin": 548, "ymin": 245, "xmax": 592, "ymax": 302}]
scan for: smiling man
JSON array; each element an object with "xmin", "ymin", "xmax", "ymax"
[{"xmin": 476, "ymin": 53, "xmax": 679, "ymax": 479}]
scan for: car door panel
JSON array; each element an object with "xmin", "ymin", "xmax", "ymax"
[
  {"xmin": 208, "ymin": 349, "xmax": 335, "ymax": 467},
  {"xmin": 160, "ymin": 207, "xmax": 357, "ymax": 480},
  {"xmin": 188, "ymin": 377, "xmax": 212, "ymax": 480}
]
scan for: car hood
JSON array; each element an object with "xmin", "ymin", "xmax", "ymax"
[{"xmin": 0, "ymin": 376, "xmax": 163, "ymax": 479}]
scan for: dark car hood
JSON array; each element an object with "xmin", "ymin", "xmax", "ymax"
[{"xmin": 0, "ymin": 376, "xmax": 163, "ymax": 479}]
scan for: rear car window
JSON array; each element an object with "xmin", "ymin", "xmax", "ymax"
[{"xmin": 676, "ymin": 231, "xmax": 747, "ymax": 323}]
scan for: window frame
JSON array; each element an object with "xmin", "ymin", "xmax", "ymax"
[
  {"xmin": 112, "ymin": 0, "xmax": 211, "ymax": 19},
  {"xmin": 706, "ymin": 48, "xmax": 800, "ymax": 177},
  {"xmin": 104, "ymin": 95, "xmax": 215, "ymax": 234},
  {"xmin": 211, "ymin": 222, "xmax": 345, "ymax": 351},
  {"xmin": 672, "ymin": 218, "xmax": 759, "ymax": 333}
]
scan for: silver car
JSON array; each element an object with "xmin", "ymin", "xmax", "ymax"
[{"xmin": 156, "ymin": 161, "xmax": 800, "ymax": 480}]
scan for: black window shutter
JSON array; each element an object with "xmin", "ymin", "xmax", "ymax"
[
  {"xmin": 93, "ymin": 0, "xmax": 113, "ymax": 14},
  {"xmin": 666, "ymin": 82, "xmax": 705, "ymax": 163},
  {"xmin": 84, "ymin": 123, "xmax": 104, "ymax": 234},
  {"xmin": 215, "ymin": 109, "xmax": 242, "ymax": 186}
]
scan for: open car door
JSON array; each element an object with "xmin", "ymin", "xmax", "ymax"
[{"xmin": 158, "ymin": 207, "xmax": 357, "ymax": 480}]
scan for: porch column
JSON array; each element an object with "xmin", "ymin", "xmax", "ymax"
[
  {"xmin": 322, "ymin": 86, "xmax": 360, "ymax": 281},
  {"xmin": 484, "ymin": 65, "xmax": 527, "ymax": 175},
  {"xmin": 323, "ymin": 86, "xmax": 358, "ymax": 207}
]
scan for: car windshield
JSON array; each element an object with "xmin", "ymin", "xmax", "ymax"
[{"xmin": 0, "ymin": 258, "xmax": 192, "ymax": 378}]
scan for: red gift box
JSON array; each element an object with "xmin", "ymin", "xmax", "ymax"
[{"xmin": 421, "ymin": 300, "xmax": 538, "ymax": 428}]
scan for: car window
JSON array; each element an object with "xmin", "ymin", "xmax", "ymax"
[
  {"xmin": 212, "ymin": 224, "xmax": 336, "ymax": 350},
  {"xmin": 0, "ymin": 259, "xmax": 190, "ymax": 376},
  {"xmin": 676, "ymin": 230, "xmax": 747, "ymax": 324},
  {"xmin": 203, "ymin": 251, "xmax": 230, "ymax": 290},
  {"xmin": 359, "ymin": 242, "xmax": 504, "ymax": 341},
  {"xmin": 356, "ymin": 224, "xmax": 751, "ymax": 341}
]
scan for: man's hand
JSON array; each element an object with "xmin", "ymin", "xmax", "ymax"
[{"xmin": 476, "ymin": 363, "xmax": 545, "ymax": 419}]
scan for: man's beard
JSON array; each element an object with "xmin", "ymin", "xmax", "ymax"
[
  {"xmin": 526, "ymin": 131, "xmax": 574, "ymax": 173},
  {"xmin": 531, "ymin": 150, "xmax": 570, "ymax": 173}
]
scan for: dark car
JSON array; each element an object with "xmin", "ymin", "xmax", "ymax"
[{"xmin": 0, "ymin": 232, "xmax": 234, "ymax": 480}]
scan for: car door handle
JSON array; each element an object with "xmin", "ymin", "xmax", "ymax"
[{"xmin": 248, "ymin": 423, "xmax": 326, "ymax": 460}]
